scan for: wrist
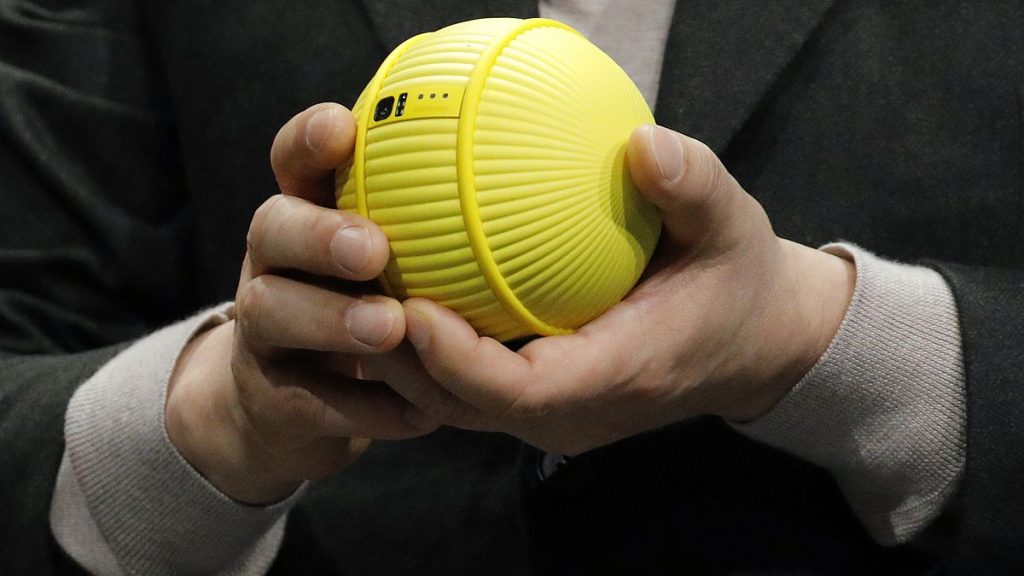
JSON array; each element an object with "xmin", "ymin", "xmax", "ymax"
[
  {"xmin": 166, "ymin": 321, "xmax": 302, "ymax": 504},
  {"xmin": 723, "ymin": 240, "xmax": 855, "ymax": 421},
  {"xmin": 785, "ymin": 240, "xmax": 856, "ymax": 382}
]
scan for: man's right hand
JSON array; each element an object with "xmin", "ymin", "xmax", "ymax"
[{"xmin": 165, "ymin": 103, "xmax": 439, "ymax": 505}]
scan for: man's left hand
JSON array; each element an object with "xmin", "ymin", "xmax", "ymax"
[{"xmin": 390, "ymin": 125, "xmax": 855, "ymax": 455}]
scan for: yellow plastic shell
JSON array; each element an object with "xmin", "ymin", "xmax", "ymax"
[{"xmin": 337, "ymin": 18, "xmax": 661, "ymax": 341}]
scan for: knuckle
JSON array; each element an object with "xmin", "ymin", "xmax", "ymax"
[
  {"xmin": 255, "ymin": 375, "xmax": 326, "ymax": 445},
  {"xmin": 247, "ymin": 195, "xmax": 285, "ymax": 259},
  {"xmin": 624, "ymin": 377, "xmax": 666, "ymax": 412},
  {"xmin": 269, "ymin": 118, "xmax": 304, "ymax": 175},
  {"xmin": 427, "ymin": 391, "xmax": 468, "ymax": 425},
  {"xmin": 229, "ymin": 353, "xmax": 252, "ymax": 397},
  {"xmin": 686, "ymin": 140, "xmax": 724, "ymax": 204},
  {"xmin": 231, "ymin": 375, "xmax": 264, "ymax": 433},
  {"xmin": 276, "ymin": 385, "xmax": 325, "ymax": 432},
  {"xmin": 236, "ymin": 276, "xmax": 271, "ymax": 342},
  {"xmin": 229, "ymin": 371, "xmax": 276, "ymax": 446},
  {"xmin": 325, "ymin": 303, "xmax": 355, "ymax": 348},
  {"xmin": 426, "ymin": 357, "xmax": 459, "ymax": 390},
  {"xmin": 229, "ymin": 353, "xmax": 334, "ymax": 456},
  {"xmin": 310, "ymin": 213, "xmax": 345, "ymax": 271},
  {"xmin": 494, "ymin": 380, "xmax": 545, "ymax": 424}
]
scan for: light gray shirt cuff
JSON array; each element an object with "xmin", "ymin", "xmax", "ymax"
[
  {"xmin": 734, "ymin": 244, "xmax": 966, "ymax": 545},
  {"xmin": 51, "ymin": 304, "xmax": 304, "ymax": 575}
]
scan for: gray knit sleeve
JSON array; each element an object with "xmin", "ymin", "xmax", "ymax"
[
  {"xmin": 734, "ymin": 244, "xmax": 966, "ymax": 545},
  {"xmin": 50, "ymin": 304, "xmax": 306, "ymax": 575}
]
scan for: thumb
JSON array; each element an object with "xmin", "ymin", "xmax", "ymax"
[
  {"xmin": 270, "ymin": 103, "xmax": 356, "ymax": 206},
  {"xmin": 627, "ymin": 125, "xmax": 750, "ymax": 250}
]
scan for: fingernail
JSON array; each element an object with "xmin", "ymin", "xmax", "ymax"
[
  {"xmin": 346, "ymin": 303, "xmax": 394, "ymax": 346},
  {"xmin": 647, "ymin": 125, "xmax": 684, "ymax": 183},
  {"xmin": 305, "ymin": 108, "xmax": 336, "ymax": 152},
  {"xmin": 330, "ymin": 226, "xmax": 370, "ymax": 275},
  {"xmin": 404, "ymin": 305, "xmax": 432, "ymax": 351}
]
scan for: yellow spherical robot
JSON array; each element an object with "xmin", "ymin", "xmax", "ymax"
[{"xmin": 336, "ymin": 17, "xmax": 661, "ymax": 342}]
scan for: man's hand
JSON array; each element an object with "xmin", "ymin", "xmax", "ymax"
[
  {"xmin": 398, "ymin": 125, "xmax": 856, "ymax": 456},
  {"xmin": 165, "ymin": 104, "xmax": 438, "ymax": 504}
]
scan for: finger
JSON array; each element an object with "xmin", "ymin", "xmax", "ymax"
[
  {"xmin": 403, "ymin": 298, "xmax": 655, "ymax": 426},
  {"xmin": 360, "ymin": 343, "xmax": 484, "ymax": 430},
  {"xmin": 236, "ymin": 274, "xmax": 405, "ymax": 353},
  {"xmin": 627, "ymin": 125, "xmax": 749, "ymax": 249},
  {"xmin": 246, "ymin": 194, "xmax": 389, "ymax": 280},
  {"xmin": 235, "ymin": 353, "xmax": 433, "ymax": 442},
  {"xmin": 403, "ymin": 299, "xmax": 534, "ymax": 422},
  {"xmin": 402, "ymin": 298, "xmax": 638, "ymax": 431},
  {"xmin": 318, "ymin": 353, "xmax": 364, "ymax": 379},
  {"xmin": 270, "ymin": 103, "xmax": 356, "ymax": 204},
  {"xmin": 308, "ymin": 377, "xmax": 435, "ymax": 439},
  {"xmin": 316, "ymin": 350, "xmax": 457, "ymax": 432}
]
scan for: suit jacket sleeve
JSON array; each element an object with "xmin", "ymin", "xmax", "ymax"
[
  {"xmin": 932, "ymin": 263, "xmax": 1024, "ymax": 573},
  {"xmin": 0, "ymin": 1, "xmax": 194, "ymax": 573}
]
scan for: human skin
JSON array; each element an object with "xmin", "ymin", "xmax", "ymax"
[
  {"xmin": 400, "ymin": 125, "xmax": 856, "ymax": 455},
  {"xmin": 166, "ymin": 103, "xmax": 436, "ymax": 504},
  {"xmin": 166, "ymin": 103, "xmax": 854, "ymax": 504}
]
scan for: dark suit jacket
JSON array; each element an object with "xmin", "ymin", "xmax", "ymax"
[{"xmin": 1, "ymin": 1, "xmax": 1021, "ymax": 574}]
